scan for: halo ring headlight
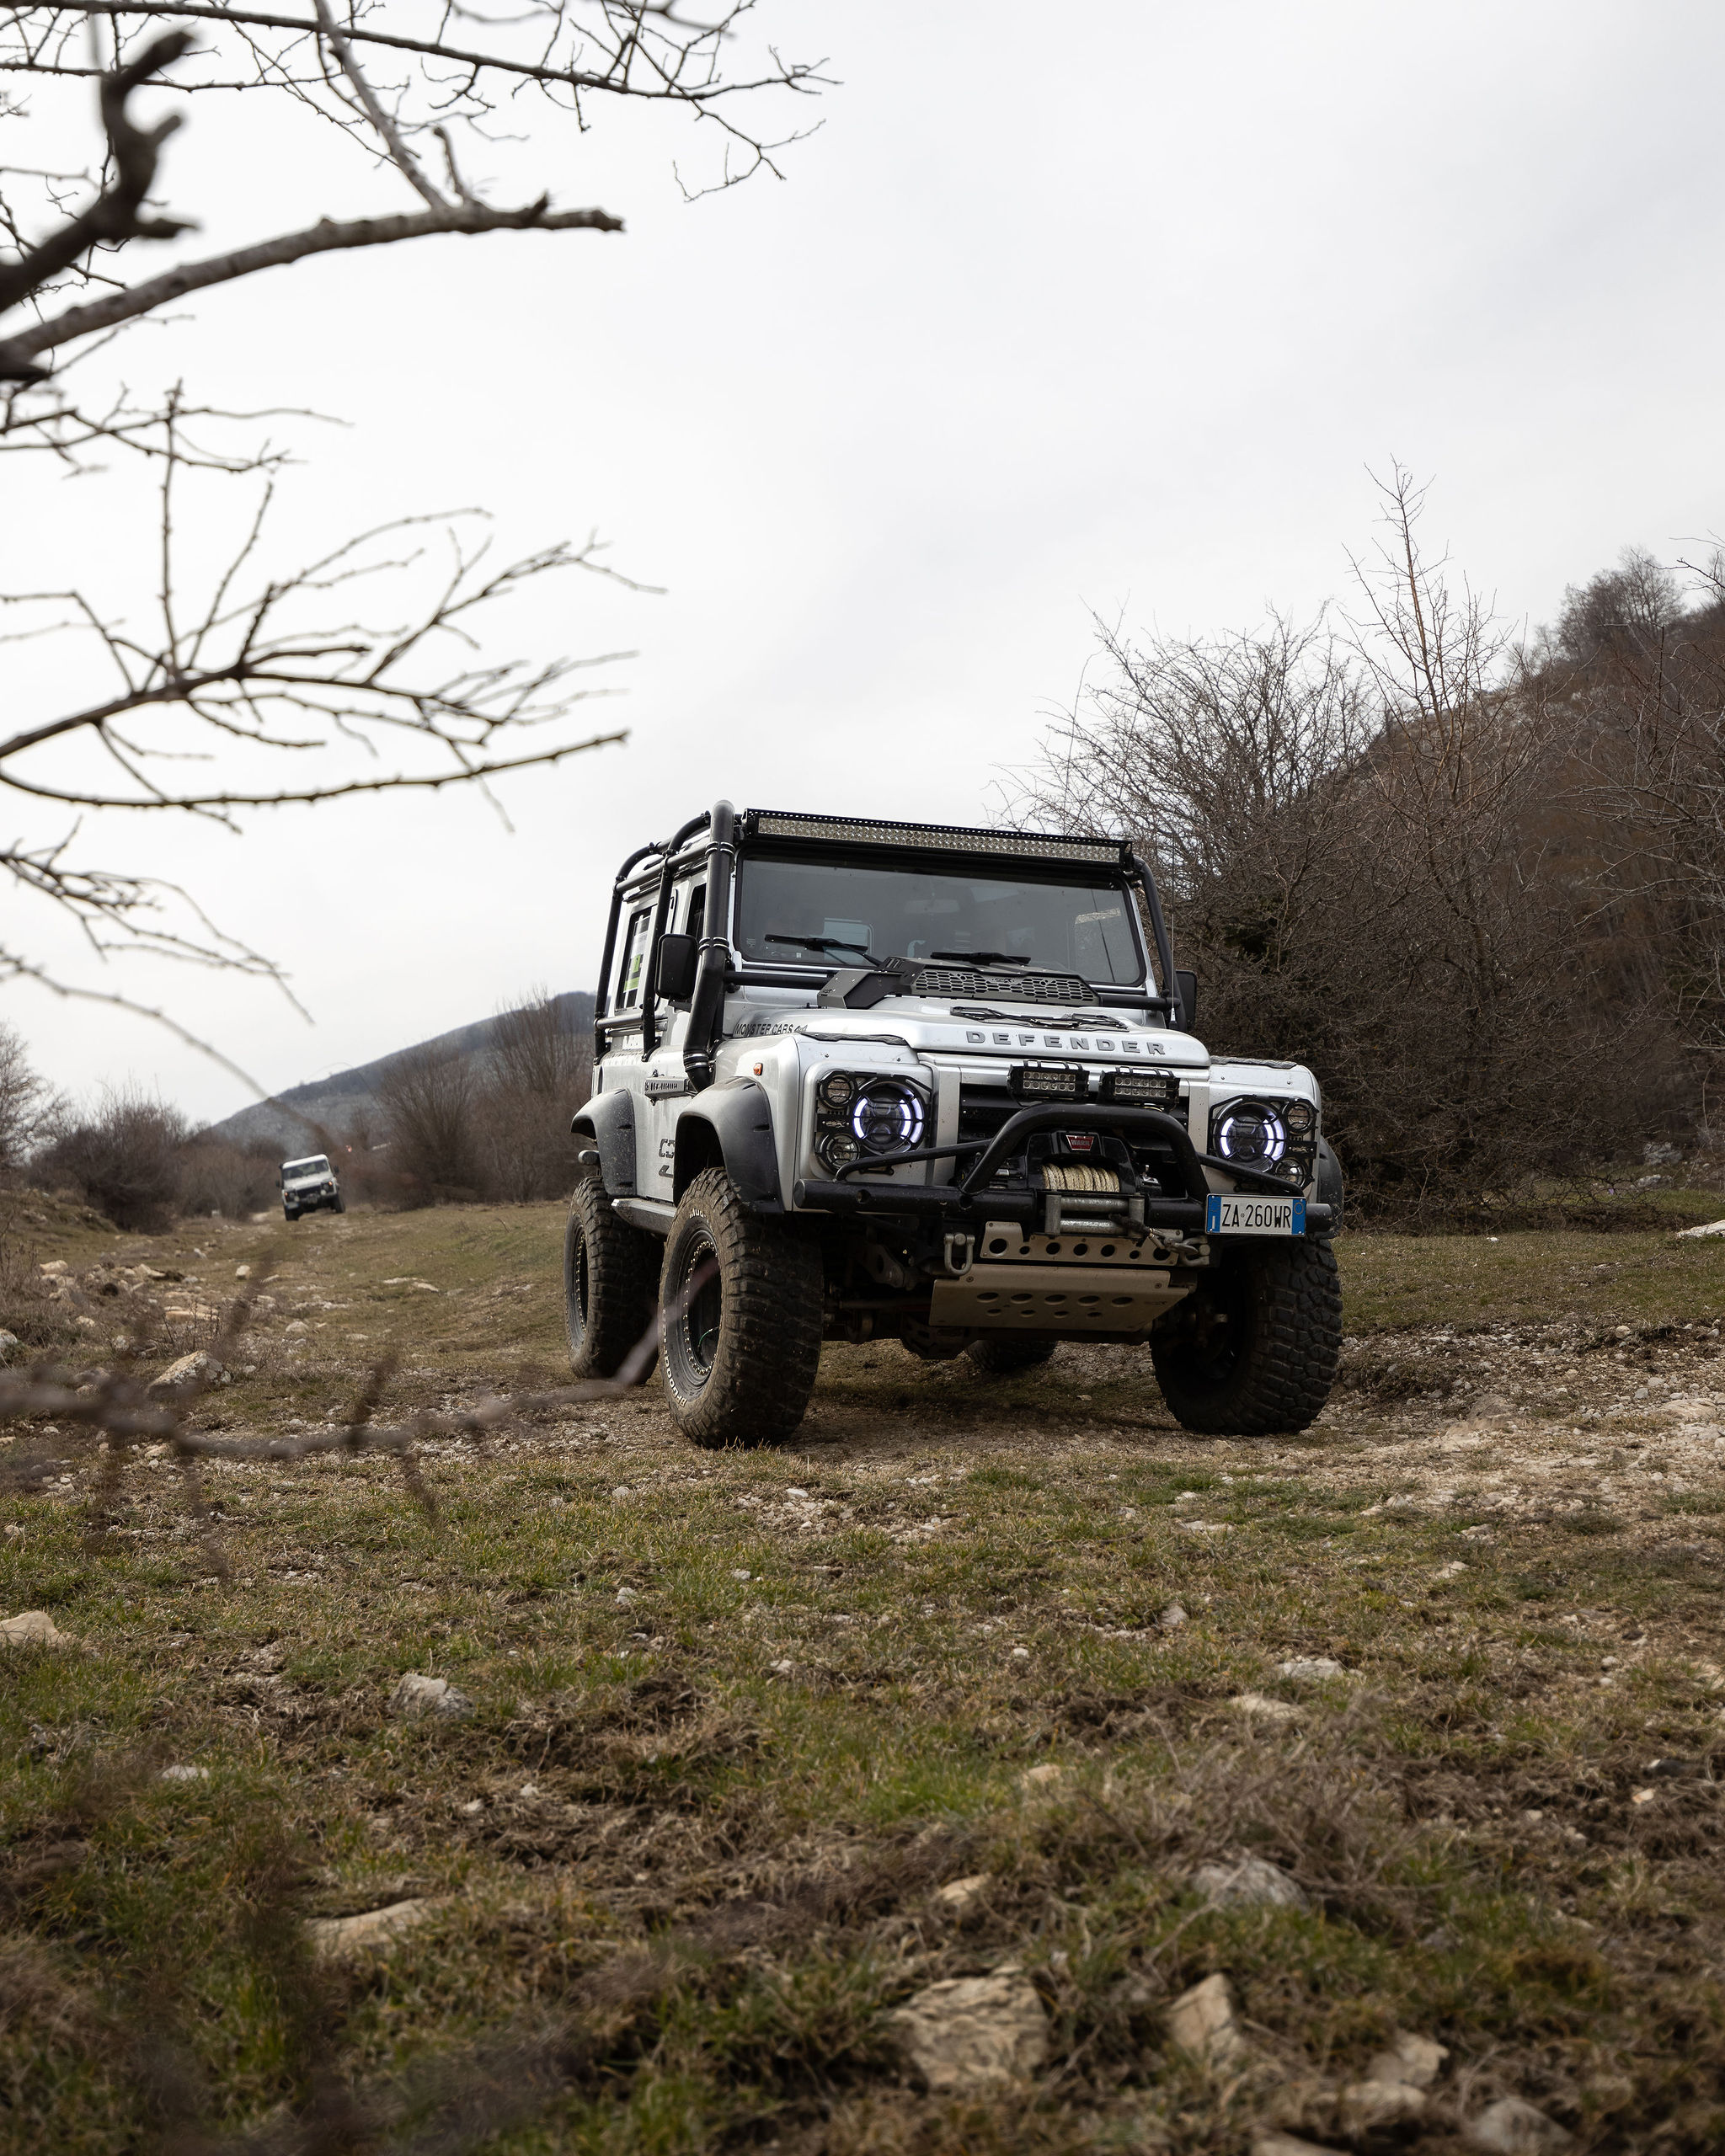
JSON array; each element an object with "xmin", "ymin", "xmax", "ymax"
[
  {"xmin": 848, "ymin": 1078, "xmax": 927, "ymax": 1156},
  {"xmin": 1214, "ymin": 1101, "xmax": 1289, "ymax": 1168}
]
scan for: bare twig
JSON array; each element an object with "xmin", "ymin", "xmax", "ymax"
[{"xmin": 0, "ymin": 27, "xmax": 197, "ymax": 374}]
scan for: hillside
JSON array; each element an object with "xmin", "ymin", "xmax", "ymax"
[{"xmin": 205, "ymin": 990, "xmax": 594, "ymax": 1155}]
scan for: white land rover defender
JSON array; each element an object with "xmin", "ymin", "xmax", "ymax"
[
  {"xmin": 280, "ymin": 1154, "xmax": 344, "ymax": 1222},
  {"xmin": 566, "ymin": 805, "xmax": 1343, "ymax": 1447}
]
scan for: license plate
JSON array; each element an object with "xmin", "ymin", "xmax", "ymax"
[{"xmin": 1205, "ymin": 1193, "xmax": 1305, "ymax": 1236}]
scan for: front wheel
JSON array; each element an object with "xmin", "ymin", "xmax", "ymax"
[
  {"xmin": 1150, "ymin": 1237, "xmax": 1341, "ymax": 1435},
  {"xmin": 660, "ymin": 1168, "xmax": 824, "ymax": 1448},
  {"xmin": 330, "ymin": 1194, "xmax": 345, "ymax": 1215},
  {"xmin": 564, "ymin": 1177, "xmax": 659, "ymax": 1378},
  {"xmin": 283, "ymin": 1204, "xmax": 298, "ymax": 1222}
]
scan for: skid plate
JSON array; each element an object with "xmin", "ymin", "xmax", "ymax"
[{"xmin": 928, "ymin": 1263, "xmax": 1188, "ymax": 1331}]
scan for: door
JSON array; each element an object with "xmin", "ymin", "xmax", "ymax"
[{"xmin": 643, "ymin": 876, "xmax": 706, "ymax": 1200}]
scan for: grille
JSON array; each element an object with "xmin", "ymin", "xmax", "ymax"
[
  {"xmin": 958, "ymin": 1084, "xmax": 1020, "ymax": 1150},
  {"xmin": 911, "ymin": 966, "xmax": 1090, "ymax": 1003}
]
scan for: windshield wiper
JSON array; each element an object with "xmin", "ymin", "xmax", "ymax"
[
  {"xmin": 764, "ymin": 932, "xmax": 883, "ymax": 963},
  {"xmin": 929, "ymin": 948, "xmax": 1030, "ymax": 967}
]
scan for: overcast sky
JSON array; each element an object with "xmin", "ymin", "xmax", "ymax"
[{"xmin": 10, "ymin": 0, "xmax": 1725, "ymax": 1125}]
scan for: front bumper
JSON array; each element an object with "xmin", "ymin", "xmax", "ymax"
[{"xmin": 793, "ymin": 1102, "xmax": 1334, "ymax": 1236}]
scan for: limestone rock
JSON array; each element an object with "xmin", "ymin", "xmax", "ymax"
[
  {"xmin": 305, "ymin": 1898, "xmax": 438, "ymax": 1961},
  {"xmin": 1252, "ymin": 2137, "xmax": 1344, "ymax": 2156},
  {"xmin": 1367, "ymin": 2031, "xmax": 1449, "ymax": 2089},
  {"xmin": 1341, "ymin": 2080, "xmax": 1427, "ymax": 2129},
  {"xmin": 1159, "ymin": 1602, "xmax": 1188, "ymax": 1628},
  {"xmin": 1165, "ymin": 1972, "xmax": 1246, "ymax": 2065},
  {"xmin": 1675, "ymin": 1217, "xmax": 1725, "ymax": 1240},
  {"xmin": 1192, "ymin": 1855, "xmax": 1307, "ymax": 1908},
  {"xmin": 889, "ymin": 1967, "xmax": 1049, "ymax": 2091},
  {"xmin": 0, "ymin": 1330, "xmax": 20, "ymax": 1363},
  {"xmin": 160, "ymin": 1764, "xmax": 209, "ymax": 1783},
  {"xmin": 1, "ymin": 1610, "xmax": 74, "ymax": 1648},
  {"xmin": 1230, "ymin": 1691, "xmax": 1300, "ymax": 1722},
  {"xmin": 1275, "ymin": 1657, "xmax": 1348, "ymax": 1684},
  {"xmin": 1466, "ymin": 2098, "xmax": 1573, "ymax": 2153},
  {"xmin": 935, "ymin": 1873, "xmax": 990, "ymax": 1913},
  {"xmin": 147, "ymin": 1349, "xmax": 222, "ymax": 1401},
  {"xmin": 388, "ymin": 1672, "xmax": 473, "ymax": 1719}
]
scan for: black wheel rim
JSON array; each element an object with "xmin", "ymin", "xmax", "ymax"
[
  {"xmin": 1171, "ymin": 1267, "xmax": 1246, "ymax": 1387},
  {"xmin": 676, "ymin": 1231, "xmax": 722, "ymax": 1384}
]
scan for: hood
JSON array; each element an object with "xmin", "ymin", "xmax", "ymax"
[{"xmin": 729, "ymin": 992, "xmax": 1210, "ymax": 1070}]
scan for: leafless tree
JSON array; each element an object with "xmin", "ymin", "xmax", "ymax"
[
  {"xmin": 481, "ymin": 984, "xmax": 590, "ymax": 1199},
  {"xmin": 0, "ymin": 1017, "xmax": 54, "ymax": 1167},
  {"xmin": 1019, "ymin": 469, "xmax": 1669, "ymax": 1214},
  {"xmin": 1546, "ymin": 545, "xmax": 1725, "ymax": 1074},
  {"xmin": 374, "ymin": 1038, "xmax": 480, "ymax": 1202},
  {"xmin": 0, "ymin": 6, "xmax": 821, "ymax": 1076}
]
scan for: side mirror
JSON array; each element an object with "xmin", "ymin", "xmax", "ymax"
[
  {"xmin": 654, "ymin": 933, "xmax": 699, "ymax": 1005},
  {"xmin": 1174, "ymin": 969, "xmax": 1199, "ymax": 1031}
]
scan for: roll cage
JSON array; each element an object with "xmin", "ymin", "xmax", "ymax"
[{"xmin": 591, "ymin": 802, "xmax": 1185, "ymax": 1092}]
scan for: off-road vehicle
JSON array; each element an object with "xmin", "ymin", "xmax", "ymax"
[
  {"xmin": 280, "ymin": 1154, "xmax": 344, "ymax": 1221},
  {"xmin": 566, "ymin": 805, "xmax": 1343, "ymax": 1446}
]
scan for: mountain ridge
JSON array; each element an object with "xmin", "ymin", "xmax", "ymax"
[{"xmin": 205, "ymin": 990, "xmax": 595, "ymax": 1155}]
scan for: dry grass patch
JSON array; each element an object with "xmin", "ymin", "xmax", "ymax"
[{"xmin": 2, "ymin": 1203, "xmax": 1723, "ymax": 2149}]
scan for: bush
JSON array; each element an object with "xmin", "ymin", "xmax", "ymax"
[
  {"xmin": 33, "ymin": 1086, "xmax": 189, "ymax": 1230},
  {"xmin": 178, "ymin": 1134, "xmax": 282, "ymax": 1219},
  {"xmin": 375, "ymin": 990, "xmax": 591, "ymax": 1208}
]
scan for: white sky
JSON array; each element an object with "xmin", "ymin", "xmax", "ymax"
[{"xmin": 9, "ymin": 0, "xmax": 1725, "ymax": 1124}]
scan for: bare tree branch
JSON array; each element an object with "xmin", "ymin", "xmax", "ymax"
[
  {"xmin": 0, "ymin": 26, "xmax": 196, "ymax": 372},
  {"xmin": 0, "ymin": 195, "xmax": 622, "ymax": 373}
]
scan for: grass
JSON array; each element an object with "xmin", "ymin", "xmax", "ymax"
[{"xmin": 3, "ymin": 1199, "xmax": 1725, "ymax": 2151}]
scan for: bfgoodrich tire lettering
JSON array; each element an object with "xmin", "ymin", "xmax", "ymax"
[
  {"xmin": 660, "ymin": 1166, "xmax": 824, "ymax": 1448},
  {"xmin": 1151, "ymin": 1236, "xmax": 1341, "ymax": 1435},
  {"xmin": 564, "ymin": 1175, "xmax": 659, "ymax": 1379}
]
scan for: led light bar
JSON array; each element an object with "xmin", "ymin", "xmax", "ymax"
[
  {"xmin": 746, "ymin": 809, "xmax": 1126, "ymax": 867},
  {"xmin": 1099, "ymin": 1067, "xmax": 1181, "ymax": 1110},
  {"xmin": 1010, "ymin": 1064, "xmax": 1087, "ymax": 1102}
]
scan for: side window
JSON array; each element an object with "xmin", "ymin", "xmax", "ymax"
[
  {"xmin": 685, "ymin": 883, "xmax": 706, "ymax": 946},
  {"xmin": 616, "ymin": 907, "xmax": 652, "ymax": 1011}
]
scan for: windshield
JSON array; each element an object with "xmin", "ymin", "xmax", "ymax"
[
  {"xmin": 283, "ymin": 1156, "xmax": 331, "ymax": 1177},
  {"xmin": 734, "ymin": 856, "xmax": 1146, "ymax": 985}
]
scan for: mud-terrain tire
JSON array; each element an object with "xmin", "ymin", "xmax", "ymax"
[
  {"xmin": 1151, "ymin": 1236, "xmax": 1341, "ymax": 1435},
  {"xmin": 330, "ymin": 1194, "xmax": 345, "ymax": 1215},
  {"xmin": 564, "ymin": 1175, "xmax": 659, "ymax": 1379},
  {"xmin": 660, "ymin": 1166, "xmax": 824, "ymax": 1447},
  {"xmin": 965, "ymin": 1334, "xmax": 1057, "ymax": 1376},
  {"xmin": 283, "ymin": 1203, "xmax": 298, "ymax": 1222}
]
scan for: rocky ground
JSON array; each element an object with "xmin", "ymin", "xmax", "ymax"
[{"xmin": 2, "ymin": 1197, "xmax": 1723, "ymax": 2154}]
